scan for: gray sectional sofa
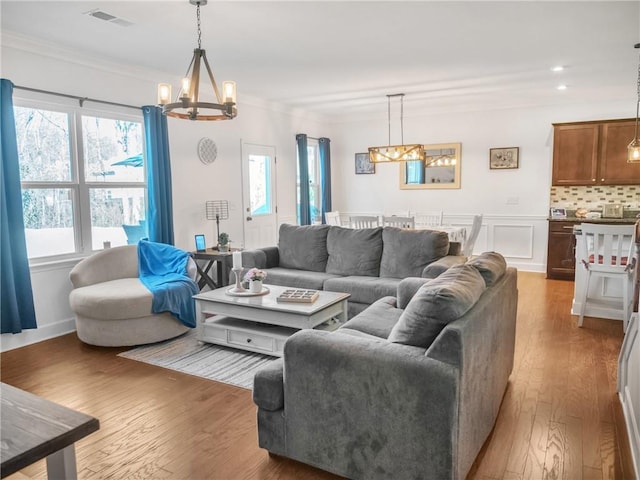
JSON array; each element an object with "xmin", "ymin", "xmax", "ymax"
[
  {"xmin": 241, "ymin": 223, "xmax": 465, "ymax": 318},
  {"xmin": 253, "ymin": 252, "xmax": 518, "ymax": 480}
]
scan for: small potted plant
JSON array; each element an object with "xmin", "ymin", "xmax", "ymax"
[
  {"xmin": 218, "ymin": 232, "xmax": 230, "ymax": 252},
  {"xmin": 244, "ymin": 268, "xmax": 267, "ymax": 293}
]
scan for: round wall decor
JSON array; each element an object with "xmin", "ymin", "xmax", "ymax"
[{"xmin": 197, "ymin": 137, "xmax": 217, "ymax": 165}]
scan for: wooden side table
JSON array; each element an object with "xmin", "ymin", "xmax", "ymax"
[
  {"xmin": 0, "ymin": 383, "xmax": 100, "ymax": 479},
  {"xmin": 191, "ymin": 248, "xmax": 239, "ymax": 290}
]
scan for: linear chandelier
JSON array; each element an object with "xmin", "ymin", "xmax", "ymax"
[
  {"xmin": 369, "ymin": 93, "xmax": 425, "ymax": 163},
  {"xmin": 628, "ymin": 43, "xmax": 640, "ymax": 162},
  {"xmin": 157, "ymin": 0, "xmax": 237, "ymax": 121}
]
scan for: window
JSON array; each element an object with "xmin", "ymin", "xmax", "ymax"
[
  {"xmin": 296, "ymin": 139, "xmax": 322, "ymax": 223},
  {"xmin": 14, "ymin": 101, "xmax": 146, "ymax": 260}
]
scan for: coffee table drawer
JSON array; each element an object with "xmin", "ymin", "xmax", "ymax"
[{"xmin": 228, "ymin": 330, "xmax": 273, "ymax": 352}]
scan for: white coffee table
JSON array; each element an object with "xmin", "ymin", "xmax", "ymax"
[{"xmin": 194, "ymin": 285, "xmax": 350, "ymax": 357}]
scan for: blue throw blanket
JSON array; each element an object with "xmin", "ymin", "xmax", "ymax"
[{"xmin": 138, "ymin": 239, "xmax": 199, "ymax": 328}]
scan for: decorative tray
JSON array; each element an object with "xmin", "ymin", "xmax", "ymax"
[{"xmin": 225, "ymin": 286, "xmax": 270, "ymax": 297}]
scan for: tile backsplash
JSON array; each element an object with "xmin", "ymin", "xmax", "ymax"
[{"xmin": 550, "ymin": 185, "xmax": 639, "ymax": 210}]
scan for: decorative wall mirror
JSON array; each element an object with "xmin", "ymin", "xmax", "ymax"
[{"xmin": 399, "ymin": 142, "xmax": 461, "ymax": 189}]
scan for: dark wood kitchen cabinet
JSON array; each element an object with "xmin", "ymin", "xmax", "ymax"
[
  {"xmin": 552, "ymin": 119, "xmax": 640, "ymax": 186},
  {"xmin": 547, "ymin": 220, "xmax": 579, "ymax": 280}
]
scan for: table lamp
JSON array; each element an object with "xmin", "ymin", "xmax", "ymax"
[{"xmin": 205, "ymin": 200, "xmax": 229, "ymax": 248}]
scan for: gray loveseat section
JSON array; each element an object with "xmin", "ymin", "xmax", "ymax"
[
  {"xmin": 253, "ymin": 252, "xmax": 517, "ymax": 479},
  {"xmin": 242, "ymin": 224, "xmax": 464, "ymax": 317}
]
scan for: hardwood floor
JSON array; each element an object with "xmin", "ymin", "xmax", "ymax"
[{"xmin": 1, "ymin": 272, "xmax": 635, "ymax": 479}]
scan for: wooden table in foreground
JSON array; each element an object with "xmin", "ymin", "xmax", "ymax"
[
  {"xmin": 194, "ymin": 285, "xmax": 350, "ymax": 357},
  {"xmin": 0, "ymin": 383, "xmax": 99, "ymax": 479}
]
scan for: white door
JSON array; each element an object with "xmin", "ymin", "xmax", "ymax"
[{"xmin": 241, "ymin": 143, "xmax": 278, "ymax": 249}]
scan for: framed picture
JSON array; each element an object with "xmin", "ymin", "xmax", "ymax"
[
  {"xmin": 550, "ymin": 207, "xmax": 567, "ymax": 219},
  {"xmin": 355, "ymin": 152, "xmax": 375, "ymax": 174},
  {"xmin": 489, "ymin": 147, "xmax": 519, "ymax": 169}
]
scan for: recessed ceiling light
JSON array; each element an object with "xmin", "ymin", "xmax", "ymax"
[
  {"xmin": 551, "ymin": 66, "xmax": 564, "ymax": 72},
  {"xmin": 557, "ymin": 84, "xmax": 568, "ymax": 91}
]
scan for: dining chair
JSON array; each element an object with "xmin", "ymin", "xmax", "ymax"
[
  {"xmin": 462, "ymin": 214, "xmax": 483, "ymax": 257},
  {"xmin": 414, "ymin": 211, "xmax": 443, "ymax": 228},
  {"xmin": 325, "ymin": 211, "xmax": 342, "ymax": 226},
  {"xmin": 382, "ymin": 215, "xmax": 415, "ymax": 229},
  {"xmin": 577, "ymin": 223, "xmax": 636, "ymax": 332},
  {"xmin": 349, "ymin": 215, "xmax": 380, "ymax": 228}
]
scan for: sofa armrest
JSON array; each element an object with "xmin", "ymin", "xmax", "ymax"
[
  {"xmin": 448, "ymin": 241, "xmax": 461, "ymax": 255},
  {"xmin": 282, "ymin": 330, "xmax": 460, "ymax": 479},
  {"xmin": 253, "ymin": 358, "xmax": 284, "ymax": 411},
  {"xmin": 241, "ymin": 246, "xmax": 279, "ymax": 269},
  {"xmin": 397, "ymin": 277, "xmax": 432, "ymax": 309},
  {"xmin": 421, "ymin": 254, "xmax": 467, "ymax": 279}
]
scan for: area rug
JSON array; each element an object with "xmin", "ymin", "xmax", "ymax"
[{"xmin": 118, "ymin": 330, "xmax": 277, "ymax": 390}]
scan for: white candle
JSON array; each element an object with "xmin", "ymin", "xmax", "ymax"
[{"xmin": 232, "ymin": 251, "xmax": 242, "ymax": 269}]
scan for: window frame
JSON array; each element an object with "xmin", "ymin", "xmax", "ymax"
[{"xmin": 13, "ymin": 95, "xmax": 147, "ymax": 264}]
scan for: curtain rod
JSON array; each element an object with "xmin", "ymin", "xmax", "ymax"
[{"xmin": 14, "ymin": 85, "xmax": 141, "ymax": 111}]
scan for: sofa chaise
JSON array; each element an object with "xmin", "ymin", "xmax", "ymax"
[
  {"xmin": 241, "ymin": 224, "xmax": 465, "ymax": 318},
  {"xmin": 253, "ymin": 252, "xmax": 517, "ymax": 479}
]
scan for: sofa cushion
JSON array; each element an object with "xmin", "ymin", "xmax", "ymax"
[
  {"xmin": 263, "ymin": 267, "xmax": 340, "ymax": 291},
  {"xmin": 379, "ymin": 228, "xmax": 450, "ymax": 278},
  {"xmin": 69, "ymin": 278, "xmax": 152, "ymax": 320},
  {"xmin": 467, "ymin": 251, "xmax": 507, "ymax": 287},
  {"xmin": 324, "ymin": 276, "xmax": 401, "ymax": 306},
  {"xmin": 388, "ymin": 264, "xmax": 485, "ymax": 348},
  {"xmin": 278, "ymin": 224, "xmax": 330, "ymax": 272},
  {"xmin": 326, "ymin": 226, "xmax": 383, "ymax": 276},
  {"xmin": 340, "ymin": 296, "xmax": 403, "ymax": 339}
]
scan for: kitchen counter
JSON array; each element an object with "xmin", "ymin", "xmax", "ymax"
[{"xmin": 548, "ymin": 210, "xmax": 639, "ymax": 223}]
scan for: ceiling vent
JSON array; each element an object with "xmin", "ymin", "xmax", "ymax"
[{"xmin": 84, "ymin": 9, "xmax": 134, "ymax": 27}]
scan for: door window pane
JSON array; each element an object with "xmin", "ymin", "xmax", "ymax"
[
  {"xmin": 22, "ymin": 188, "xmax": 75, "ymax": 258},
  {"xmin": 14, "ymin": 107, "xmax": 72, "ymax": 182},
  {"xmin": 90, "ymin": 188, "xmax": 146, "ymax": 249},
  {"xmin": 248, "ymin": 154, "xmax": 272, "ymax": 216},
  {"xmin": 82, "ymin": 116, "xmax": 144, "ymax": 183}
]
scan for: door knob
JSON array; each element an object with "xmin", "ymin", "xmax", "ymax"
[{"xmin": 246, "ymin": 216, "xmax": 253, "ymax": 221}]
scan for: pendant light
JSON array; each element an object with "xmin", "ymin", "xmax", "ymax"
[
  {"xmin": 628, "ymin": 43, "xmax": 640, "ymax": 162},
  {"xmin": 368, "ymin": 94, "xmax": 425, "ymax": 163},
  {"xmin": 157, "ymin": 0, "xmax": 237, "ymax": 121}
]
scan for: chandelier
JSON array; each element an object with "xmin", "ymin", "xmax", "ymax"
[
  {"xmin": 369, "ymin": 94, "xmax": 425, "ymax": 163},
  {"xmin": 157, "ymin": 0, "xmax": 237, "ymax": 121},
  {"xmin": 628, "ymin": 43, "xmax": 640, "ymax": 162}
]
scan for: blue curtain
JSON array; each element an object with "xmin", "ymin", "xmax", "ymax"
[
  {"xmin": 318, "ymin": 137, "xmax": 332, "ymax": 223},
  {"xmin": 406, "ymin": 160, "xmax": 425, "ymax": 184},
  {"xmin": 1, "ymin": 79, "xmax": 37, "ymax": 334},
  {"xmin": 296, "ymin": 133, "xmax": 311, "ymax": 225},
  {"xmin": 143, "ymin": 106, "xmax": 174, "ymax": 245}
]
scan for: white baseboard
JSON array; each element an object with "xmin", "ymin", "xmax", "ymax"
[
  {"xmin": 0, "ymin": 317, "xmax": 76, "ymax": 352},
  {"xmin": 618, "ymin": 312, "xmax": 640, "ymax": 479}
]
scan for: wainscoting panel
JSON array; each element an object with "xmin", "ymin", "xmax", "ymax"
[{"xmin": 492, "ymin": 224, "xmax": 534, "ymax": 259}]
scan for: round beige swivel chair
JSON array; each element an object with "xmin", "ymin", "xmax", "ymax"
[{"xmin": 69, "ymin": 245, "xmax": 197, "ymax": 347}]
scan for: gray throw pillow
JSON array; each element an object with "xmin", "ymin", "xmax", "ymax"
[
  {"xmin": 278, "ymin": 224, "xmax": 330, "ymax": 272},
  {"xmin": 379, "ymin": 228, "xmax": 450, "ymax": 278},
  {"xmin": 326, "ymin": 226, "xmax": 383, "ymax": 276},
  {"xmin": 388, "ymin": 264, "xmax": 485, "ymax": 348},
  {"xmin": 467, "ymin": 252, "xmax": 507, "ymax": 287}
]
